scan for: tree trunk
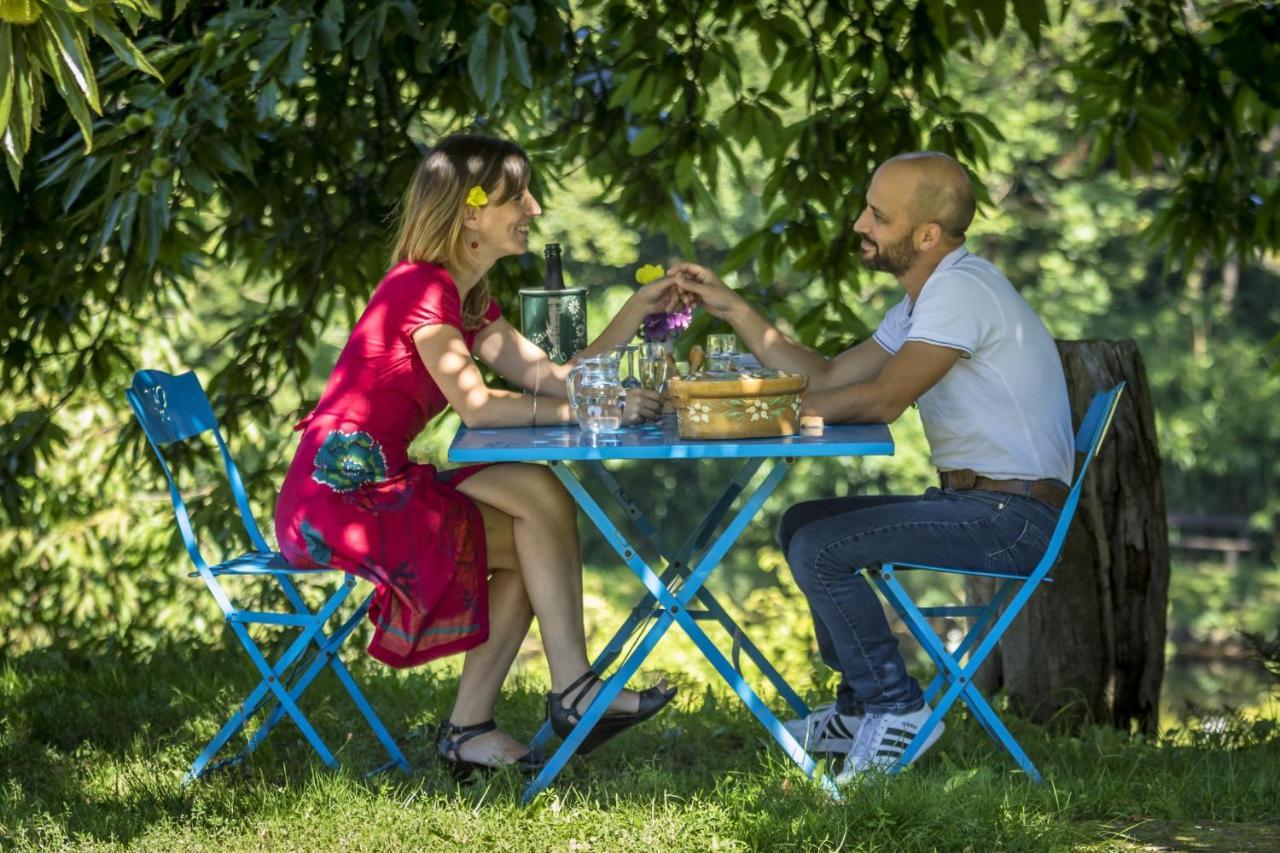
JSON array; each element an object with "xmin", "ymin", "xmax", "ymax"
[{"xmin": 966, "ymin": 339, "xmax": 1171, "ymax": 734}]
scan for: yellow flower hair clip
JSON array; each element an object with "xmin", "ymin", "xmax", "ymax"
[
  {"xmin": 466, "ymin": 185, "xmax": 488, "ymax": 207},
  {"xmin": 635, "ymin": 263, "xmax": 665, "ymax": 285}
]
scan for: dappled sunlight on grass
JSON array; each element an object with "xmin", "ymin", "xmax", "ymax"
[{"xmin": 2, "ymin": 575, "xmax": 1279, "ymax": 850}]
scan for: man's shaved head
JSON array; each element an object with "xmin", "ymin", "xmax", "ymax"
[{"xmin": 881, "ymin": 152, "xmax": 975, "ymax": 240}]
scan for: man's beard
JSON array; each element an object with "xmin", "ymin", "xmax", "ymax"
[{"xmin": 861, "ymin": 232, "xmax": 918, "ymax": 275}]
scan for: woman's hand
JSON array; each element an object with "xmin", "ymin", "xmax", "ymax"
[
  {"xmin": 621, "ymin": 388, "xmax": 664, "ymax": 425},
  {"xmin": 628, "ymin": 276, "xmax": 685, "ymax": 316},
  {"xmin": 667, "ymin": 263, "xmax": 740, "ymax": 319}
]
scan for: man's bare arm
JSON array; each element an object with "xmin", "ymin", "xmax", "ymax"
[{"xmin": 803, "ymin": 341, "xmax": 962, "ymax": 424}]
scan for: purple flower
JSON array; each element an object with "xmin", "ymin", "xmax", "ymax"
[{"xmin": 641, "ymin": 305, "xmax": 693, "ymax": 342}]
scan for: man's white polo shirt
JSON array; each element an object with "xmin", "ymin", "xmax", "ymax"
[{"xmin": 872, "ymin": 246, "xmax": 1074, "ymax": 484}]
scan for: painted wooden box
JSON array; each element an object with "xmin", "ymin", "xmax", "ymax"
[{"xmin": 667, "ymin": 372, "xmax": 808, "ymax": 439}]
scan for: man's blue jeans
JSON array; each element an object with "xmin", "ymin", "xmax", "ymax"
[{"xmin": 777, "ymin": 487, "xmax": 1061, "ymax": 715}]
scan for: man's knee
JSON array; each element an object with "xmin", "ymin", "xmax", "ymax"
[
  {"xmin": 785, "ymin": 524, "xmax": 826, "ymax": 590},
  {"xmin": 787, "ymin": 524, "xmax": 873, "ymax": 589},
  {"xmin": 776, "ymin": 503, "xmax": 811, "ymax": 556}
]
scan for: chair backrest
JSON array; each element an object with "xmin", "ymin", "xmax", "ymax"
[
  {"xmin": 126, "ymin": 369, "xmax": 271, "ymax": 575},
  {"xmin": 1029, "ymin": 382, "xmax": 1127, "ymax": 581}
]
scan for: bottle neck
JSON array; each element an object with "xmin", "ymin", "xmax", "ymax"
[{"xmin": 544, "ymin": 248, "xmax": 565, "ymax": 291}]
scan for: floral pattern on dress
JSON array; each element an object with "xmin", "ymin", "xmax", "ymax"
[
  {"xmin": 311, "ymin": 429, "xmax": 388, "ymax": 493},
  {"xmin": 299, "ymin": 519, "xmax": 333, "ymax": 565}
]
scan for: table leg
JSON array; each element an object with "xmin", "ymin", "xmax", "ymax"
[
  {"xmin": 525, "ymin": 457, "xmax": 839, "ymax": 803},
  {"xmin": 530, "ymin": 461, "xmax": 767, "ymax": 751},
  {"xmin": 591, "ymin": 461, "xmax": 809, "ymax": 717}
]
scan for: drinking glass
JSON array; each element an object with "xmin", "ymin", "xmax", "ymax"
[
  {"xmin": 638, "ymin": 341, "xmax": 672, "ymax": 394},
  {"xmin": 706, "ymin": 333, "xmax": 738, "ymax": 372},
  {"xmin": 616, "ymin": 344, "xmax": 642, "ymax": 389}
]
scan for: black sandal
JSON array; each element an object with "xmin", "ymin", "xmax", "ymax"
[
  {"xmin": 435, "ymin": 719, "xmax": 545, "ymax": 782},
  {"xmin": 547, "ymin": 670, "xmax": 677, "ymax": 756}
]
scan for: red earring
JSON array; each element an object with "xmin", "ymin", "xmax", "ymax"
[{"xmin": 470, "ymin": 241, "xmax": 479, "ymax": 249}]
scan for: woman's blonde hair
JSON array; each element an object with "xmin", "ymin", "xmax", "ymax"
[{"xmin": 390, "ymin": 135, "xmax": 531, "ymax": 328}]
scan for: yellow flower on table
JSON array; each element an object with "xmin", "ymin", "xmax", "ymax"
[
  {"xmin": 746, "ymin": 399, "xmax": 770, "ymax": 421},
  {"xmin": 635, "ymin": 264, "xmax": 665, "ymax": 285},
  {"xmin": 466, "ymin": 185, "xmax": 488, "ymax": 207},
  {"xmin": 689, "ymin": 401, "xmax": 712, "ymax": 423}
]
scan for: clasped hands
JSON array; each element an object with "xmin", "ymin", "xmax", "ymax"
[
  {"xmin": 631, "ymin": 262, "xmax": 738, "ymax": 321},
  {"xmin": 619, "ymin": 262, "xmax": 740, "ymax": 426}
]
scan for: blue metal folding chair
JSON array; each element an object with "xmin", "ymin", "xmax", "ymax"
[
  {"xmin": 865, "ymin": 383, "xmax": 1126, "ymax": 781},
  {"xmin": 126, "ymin": 369, "xmax": 408, "ymax": 782}
]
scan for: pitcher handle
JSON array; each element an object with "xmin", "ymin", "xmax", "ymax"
[{"xmin": 566, "ymin": 363, "xmax": 584, "ymax": 410}]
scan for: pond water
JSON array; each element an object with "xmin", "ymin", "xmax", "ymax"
[{"xmin": 1161, "ymin": 655, "xmax": 1278, "ymax": 724}]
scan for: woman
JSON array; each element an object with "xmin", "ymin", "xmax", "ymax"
[{"xmin": 274, "ymin": 134, "xmax": 677, "ymax": 777}]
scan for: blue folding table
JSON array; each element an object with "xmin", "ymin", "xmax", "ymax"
[{"xmin": 448, "ymin": 416, "xmax": 894, "ymax": 801}]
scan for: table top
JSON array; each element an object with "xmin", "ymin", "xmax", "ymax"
[{"xmin": 448, "ymin": 416, "xmax": 894, "ymax": 462}]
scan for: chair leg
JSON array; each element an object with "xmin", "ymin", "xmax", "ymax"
[
  {"xmin": 233, "ymin": 621, "xmax": 339, "ymax": 768},
  {"xmin": 874, "ymin": 568, "xmax": 1043, "ymax": 780},
  {"xmin": 192, "ymin": 586, "xmax": 353, "ymax": 781},
  {"xmin": 268, "ymin": 576, "xmax": 407, "ymax": 771},
  {"xmin": 250, "ymin": 593, "xmax": 409, "ymax": 772},
  {"xmin": 956, "ymin": 681, "xmax": 1041, "ymax": 780},
  {"xmin": 185, "ymin": 687, "xmax": 265, "ymax": 782}
]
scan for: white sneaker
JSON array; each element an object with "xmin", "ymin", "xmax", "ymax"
[
  {"xmin": 782, "ymin": 703, "xmax": 864, "ymax": 753},
  {"xmin": 836, "ymin": 704, "xmax": 943, "ymax": 782}
]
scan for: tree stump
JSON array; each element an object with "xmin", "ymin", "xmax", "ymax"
[{"xmin": 966, "ymin": 339, "xmax": 1171, "ymax": 733}]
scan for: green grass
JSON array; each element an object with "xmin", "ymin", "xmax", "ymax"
[{"xmin": 2, "ymin": 572, "xmax": 1278, "ymax": 851}]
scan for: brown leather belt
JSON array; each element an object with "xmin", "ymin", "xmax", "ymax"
[{"xmin": 938, "ymin": 468, "xmax": 1068, "ymax": 511}]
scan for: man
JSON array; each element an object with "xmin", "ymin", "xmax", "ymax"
[{"xmin": 670, "ymin": 152, "xmax": 1073, "ymax": 781}]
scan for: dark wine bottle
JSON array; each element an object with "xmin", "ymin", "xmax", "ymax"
[{"xmin": 544, "ymin": 243, "xmax": 565, "ymax": 291}]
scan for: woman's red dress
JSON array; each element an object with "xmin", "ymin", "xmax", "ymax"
[{"xmin": 274, "ymin": 262, "xmax": 499, "ymax": 667}]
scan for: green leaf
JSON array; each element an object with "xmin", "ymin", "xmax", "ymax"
[
  {"xmin": 627, "ymin": 126, "xmax": 663, "ymax": 157},
  {"xmin": 1011, "ymin": 0, "xmax": 1048, "ymax": 48},
  {"xmin": 97, "ymin": 192, "xmax": 123, "ymax": 252},
  {"xmin": 85, "ymin": 8, "xmax": 162, "ymax": 80},
  {"xmin": 281, "ymin": 25, "xmax": 310, "ymax": 86},
  {"xmin": 467, "ymin": 21, "xmax": 492, "ymax": 102},
  {"xmin": 390, "ymin": 0, "xmax": 424, "ymax": 41},
  {"xmin": 61, "ymin": 154, "xmax": 108, "ymax": 212},
  {"xmin": 978, "ymin": 0, "xmax": 1006, "ymax": 37},
  {"xmin": 144, "ymin": 192, "xmax": 164, "ymax": 270},
  {"xmin": 43, "ymin": 9, "xmax": 101, "ymax": 113},
  {"xmin": 2, "ymin": 134, "xmax": 21, "ymax": 188},
  {"xmin": 721, "ymin": 230, "xmax": 767, "ymax": 273},
  {"xmin": 505, "ymin": 25, "xmax": 531, "ymax": 89},
  {"xmin": 201, "ymin": 138, "xmax": 250, "ymax": 175},
  {"xmin": 350, "ymin": 11, "xmax": 376, "ymax": 61},
  {"xmin": 510, "ymin": 5, "xmax": 535, "ymax": 35},
  {"xmin": 0, "ymin": 26, "xmax": 14, "ymax": 136},
  {"xmin": 181, "ymin": 160, "xmax": 214, "ymax": 195},
  {"xmin": 38, "ymin": 30, "xmax": 95, "ymax": 153},
  {"xmin": 255, "ymin": 79, "xmax": 278, "ymax": 122},
  {"xmin": 483, "ymin": 41, "xmax": 508, "ymax": 107},
  {"xmin": 607, "ymin": 68, "xmax": 644, "ymax": 110},
  {"xmin": 117, "ymin": 190, "xmax": 138, "ymax": 255},
  {"xmin": 316, "ymin": 0, "xmax": 344, "ymax": 51}
]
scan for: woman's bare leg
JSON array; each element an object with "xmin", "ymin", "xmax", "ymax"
[
  {"xmin": 447, "ymin": 502, "xmax": 536, "ymax": 762},
  {"xmin": 454, "ymin": 463, "xmax": 648, "ymax": 710}
]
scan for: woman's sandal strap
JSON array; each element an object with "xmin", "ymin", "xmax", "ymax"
[
  {"xmin": 440, "ymin": 719, "xmax": 497, "ymax": 753},
  {"xmin": 557, "ymin": 670, "xmax": 602, "ymax": 722}
]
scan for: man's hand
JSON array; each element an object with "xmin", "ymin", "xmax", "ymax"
[
  {"xmin": 628, "ymin": 276, "xmax": 684, "ymax": 316},
  {"xmin": 668, "ymin": 263, "xmax": 741, "ymax": 319},
  {"xmin": 621, "ymin": 388, "xmax": 664, "ymax": 424}
]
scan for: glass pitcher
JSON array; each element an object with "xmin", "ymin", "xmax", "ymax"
[{"xmin": 566, "ymin": 354, "xmax": 625, "ymax": 433}]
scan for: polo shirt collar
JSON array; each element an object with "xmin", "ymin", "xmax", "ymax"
[
  {"xmin": 908, "ymin": 245, "xmax": 970, "ymax": 314},
  {"xmin": 931, "ymin": 245, "xmax": 970, "ymax": 277}
]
